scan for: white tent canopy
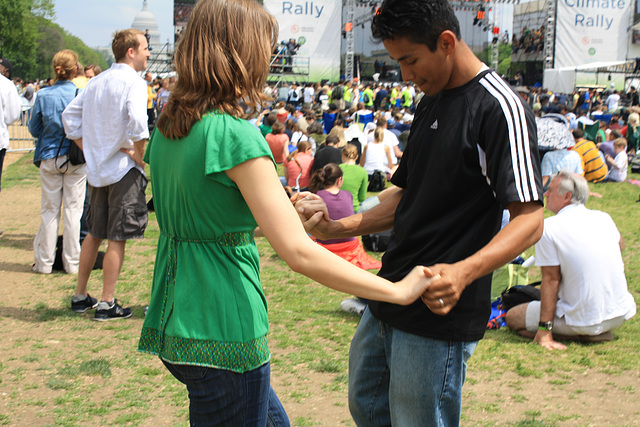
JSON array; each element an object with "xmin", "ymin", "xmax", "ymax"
[{"xmin": 543, "ymin": 61, "xmax": 634, "ymax": 94}]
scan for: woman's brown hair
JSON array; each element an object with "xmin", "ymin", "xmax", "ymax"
[
  {"xmin": 157, "ymin": 0, "xmax": 278, "ymax": 139},
  {"xmin": 309, "ymin": 163, "xmax": 343, "ymax": 193},
  {"xmin": 52, "ymin": 50, "xmax": 78, "ymax": 82},
  {"xmin": 271, "ymin": 121, "xmax": 285, "ymax": 135}
]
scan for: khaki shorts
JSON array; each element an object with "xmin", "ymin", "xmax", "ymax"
[
  {"xmin": 87, "ymin": 168, "xmax": 148, "ymax": 241},
  {"xmin": 525, "ymin": 301, "xmax": 628, "ymax": 336}
]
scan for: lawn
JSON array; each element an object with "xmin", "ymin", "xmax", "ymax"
[{"xmin": 0, "ymin": 151, "xmax": 638, "ymax": 426}]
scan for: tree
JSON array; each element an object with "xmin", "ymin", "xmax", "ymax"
[
  {"xmin": 0, "ymin": 0, "xmax": 55, "ymax": 79},
  {"xmin": 0, "ymin": 0, "xmax": 108, "ymax": 80}
]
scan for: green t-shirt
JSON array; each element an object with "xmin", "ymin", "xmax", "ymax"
[
  {"xmin": 340, "ymin": 163, "xmax": 369, "ymax": 212},
  {"xmin": 259, "ymin": 123, "xmax": 272, "ymax": 137},
  {"xmin": 138, "ymin": 111, "xmax": 274, "ymax": 373}
]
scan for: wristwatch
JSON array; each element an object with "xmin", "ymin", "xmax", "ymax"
[{"xmin": 538, "ymin": 321, "xmax": 554, "ymax": 332}]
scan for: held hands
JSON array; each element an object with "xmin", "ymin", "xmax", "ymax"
[
  {"xmin": 420, "ymin": 263, "xmax": 469, "ymax": 315},
  {"xmin": 291, "ymin": 192, "xmax": 332, "ymax": 238},
  {"xmin": 533, "ymin": 330, "xmax": 567, "ymax": 351},
  {"xmin": 394, "ymin": 266, "xmax": 440, "ymax": 306}
]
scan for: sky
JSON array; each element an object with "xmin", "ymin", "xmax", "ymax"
[
  {"xmin": 52, "ymin": 0, "xmax": 513, "ymax": 53},
  {"xmin": 53, "ymin": 0, "xmax": 174, "ymax": 48}
]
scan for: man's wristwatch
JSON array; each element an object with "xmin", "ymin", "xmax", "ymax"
[{"xmin": 538, "ymin": 321, "xmax": 554, "ymax": 332}]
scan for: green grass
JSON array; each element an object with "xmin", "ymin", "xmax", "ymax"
[{"xmin": 1, "ymin": 151, "xmax": 639, "ymax": 425}]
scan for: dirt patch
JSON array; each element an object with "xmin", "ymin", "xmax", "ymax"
[{"xmin": 0, "ymin": 177, "xmax": 639, "ymax": 426}]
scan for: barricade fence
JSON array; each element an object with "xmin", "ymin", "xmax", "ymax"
[{"xmin": 8, "ymin": 106, "xmax": 36, "ymax": 152}]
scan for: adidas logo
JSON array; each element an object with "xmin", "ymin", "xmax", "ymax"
[{"xmin": 430, "ymin": 119, "xmax": 438, "ymax": 129}]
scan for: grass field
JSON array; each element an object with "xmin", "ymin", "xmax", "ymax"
[{"xmin": 0, "ymin": 151, "xmax": 638, "ymax": 426}]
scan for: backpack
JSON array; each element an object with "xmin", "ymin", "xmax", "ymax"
[
  {"xmin": 362, "ymin": 229, "xmax": 392, "ymax": 252},
  {"xmin": 332, "ymin": 85, "xmax": 344, "ymax": 100},
  {"xmin": 363, "ymin": 92, "xmax": 371, "ymax": 104},
  {"xmin": 500, "ymin": 282, "xmax": 541, "ymax": 311},
  {"xmin": 367, "ymin": 170, "xmax": 386, "ymax": 192}
]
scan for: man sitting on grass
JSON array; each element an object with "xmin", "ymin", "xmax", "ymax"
[{"xmin": 506, "ymin": 171, "xmax": 636, "ymax": 350}]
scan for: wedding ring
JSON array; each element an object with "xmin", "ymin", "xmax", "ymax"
[{"xmin": 438, "ymin": 298, "xmax": 444, "ymax": 307}]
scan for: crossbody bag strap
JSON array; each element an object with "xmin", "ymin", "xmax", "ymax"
[{"xmin": 54, "ymin": 87, "xmax": 80, "ymax": 172}]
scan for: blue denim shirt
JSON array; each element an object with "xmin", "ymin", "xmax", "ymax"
[{"xmin": 29, "ymin": 80, "xmax": 77, "ymax": 166}]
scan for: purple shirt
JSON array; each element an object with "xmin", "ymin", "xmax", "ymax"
[
  {"xmin": 316, "ymin": 190, "xmax": 355, "ymax": 245},
  {"xmin": 599, "ymin": 140, "xmax": 615, "ymax": 158}
]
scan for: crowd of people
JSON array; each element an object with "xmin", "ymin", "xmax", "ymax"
[
  {"xmin": 512, "ymin": 25, "xmax": 545, "ymax": 54},
  {"xmin": 0, "ymin": 0, "xmax": 636, "ymax": 425},
  {"xmin": 523, "ymin": 81, "xmax": 640, "ymax": 186}
]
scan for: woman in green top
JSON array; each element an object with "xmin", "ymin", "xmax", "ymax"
[
  {"xmin": 339, "ymin": 144, "xmax": 369, "ymax": 212},
  {"xmin": 138, "ymin": 0, "xmax": 435, "ymax": 425}
]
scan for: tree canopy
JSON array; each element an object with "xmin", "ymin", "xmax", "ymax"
[{"xmin": 0, "ymin": 0, "xmax": 108, "ymax": 80}]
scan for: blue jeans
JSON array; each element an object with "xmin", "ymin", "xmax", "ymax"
[
  {"xmin": 163, "ymin": 360, "xmax": 290, "ymax": 427},
  {"xmin": 348, "ymin": 309, "xmax": 477, "ymax": 427}
]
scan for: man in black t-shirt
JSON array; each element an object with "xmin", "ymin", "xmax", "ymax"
[
  {"xmin": 312, "ymin": 135, "xmax": 342, "ymax": 172},
  {"xmin": 296, "ymin": 0, "xmax": 543, "ymax": 425}
]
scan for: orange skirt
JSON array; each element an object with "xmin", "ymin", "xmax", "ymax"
[{"xmin": 316, "ymin": 238, "xmax": 382, "ymax": 270}]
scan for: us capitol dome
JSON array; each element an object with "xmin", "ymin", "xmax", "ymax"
[{"xmin": 131, "ymin": 0, "xmax": 173, "ymax": 74}]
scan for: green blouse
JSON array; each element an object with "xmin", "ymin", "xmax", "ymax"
[{"xmin": 138, "ymin": 112, "xmax": 274, "ymax": 373}]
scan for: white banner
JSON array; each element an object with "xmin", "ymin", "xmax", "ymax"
[
  {"xmin": 555, "ymin": 0, "xmax": 631, "ymax": 69},
  {"xmin": 264, "ymin": 0, "xmax": 341, "ymax": 82}
]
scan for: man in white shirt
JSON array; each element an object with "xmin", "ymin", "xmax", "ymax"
[
  {"xmin": 0, "ymin": 58, "xmax": 21, "ymax": 193},
  {"xmin": 606, "ymin": 90, "xmax": 620, "ymax": 112},
  {"xmin": 506, "ymin": 171, "xmax": 636, "ymax": 349},
  {"xmin": 302, "ymin": 84, "xmax": 315, "ymax": 109},
  {"xmin": 62, "ymin": 29, "xmax": 150, "ymax": 321}
]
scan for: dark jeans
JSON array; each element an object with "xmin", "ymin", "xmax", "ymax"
[
  {"xmin": 0, "ymin": 148, "xmax": 5, "ymax": 191},
  {"xmin": 163, "ymin": 360, "xmax": 290, "ymax": 427}
]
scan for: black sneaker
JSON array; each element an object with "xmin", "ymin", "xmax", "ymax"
[
  {"xmin": 93, "ymin": 300, "xmax": 132, "ymax": 321},
  {"xmin": 71, "ymin": 294, "xmax": 98, "ymax": 313}
]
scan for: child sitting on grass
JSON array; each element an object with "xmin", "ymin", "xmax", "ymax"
[{"xmin": 604, "ymin": 138, "xmax": 628, "ymax": 182}]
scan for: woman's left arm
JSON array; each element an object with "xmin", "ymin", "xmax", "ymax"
[{"xmin": 225, "ymin": 156, "xmax": 435, "ymax": 304}]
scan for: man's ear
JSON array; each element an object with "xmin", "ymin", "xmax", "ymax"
[
  {"xmin": 438, "ymin": 31, "xmax": 457, "ymax": 55},
  {"xmin": 563, "ymin": 191, "xmax": 573, "ymax": 204}
]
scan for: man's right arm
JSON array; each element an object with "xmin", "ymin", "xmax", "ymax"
[
  {"xmin": 2, "ymin": 83, "xmax": 21, "ymax": 125},
  {"xmin": 534, "ymin": 265, "xmax": 566, "ymax": 350},
  {"xmin": 295, "ymin": 186, "xmax": 403, "ymax": 240},
  {"xmin": 62, "ymin": 93, "xmax": 84, "ymax": 142}
]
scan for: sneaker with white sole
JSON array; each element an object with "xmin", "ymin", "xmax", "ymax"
[
  {"xmin": 71, "ymin": 293, "xmax": 98, "ymax": 313},
  {"xmin": 93, "ymin": 300, "xmax": 132, "ymax": 321}
]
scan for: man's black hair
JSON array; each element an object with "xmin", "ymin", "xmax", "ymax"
[{"xmin": 371, "ymin": 0, "xmax": 461, "ymax": 52}]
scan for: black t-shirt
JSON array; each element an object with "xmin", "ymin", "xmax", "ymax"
[
  {"xmin": 312, "ymin": 145, "xmax": 342, "ymax": 172},
  {"xmin": 369, "ymin": 70, "xmax": 543, "ymax": 342}
]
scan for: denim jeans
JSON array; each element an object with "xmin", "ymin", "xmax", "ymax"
[
  {"xmin": 163, "ymin": 360, "xmax": 290, "ymax": 427},
  {"xmin": 348, "ymin": 309, "xmax": 477, "ymax": 427}
]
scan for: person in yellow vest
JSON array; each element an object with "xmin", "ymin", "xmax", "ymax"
[
  {"xmin": 362, "ymin": 84, "xmax": 374, "ymax": 109},
  {"xmin": 401, "ymin": 85, "xmax": 412, "ymax": 109},
  {"xmin": 145, "ymin": 72, "xmax": 156, "ymax": 130},
  {"xmin": 344, "ymin": 81, "xmax": 354, "ymax": 110},
  {"xmin": 390, "ymin": 83, "xmax": 400, "ymax": 108}
]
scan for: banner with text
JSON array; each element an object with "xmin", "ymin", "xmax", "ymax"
[
  {"xmin": 555, "ymin": 0, "xmax": 631, "ymax": 69},
  {"xmin": 264, "ymin": 0, "xmax": 341, "ymax": 82}
]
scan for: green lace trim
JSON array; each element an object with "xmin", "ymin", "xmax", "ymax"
[
  {"xmin": 160, "ymin": 230, "xmax": 254, "ymax": 247},
  {"xmin": 138, "ymin": 327, "xmax": 270, "ymax": 373}
]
